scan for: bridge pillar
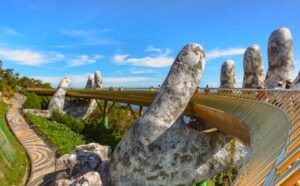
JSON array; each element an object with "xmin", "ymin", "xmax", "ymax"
[{"xmin": 103, "ymin": 116, "xmax": 109, "ymax": 129}]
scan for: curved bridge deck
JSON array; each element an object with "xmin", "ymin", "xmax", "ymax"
[{"xmin": 27, "ymin": 88, "xmax": 300, "ymax": 185}]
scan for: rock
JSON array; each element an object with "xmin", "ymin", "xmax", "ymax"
[
  {"xmin": 109, "ymin": 44, "xmax": 247, "ymax": 185},
  {"xmin": 55, "ymin": 143, "xmax": 110, "ymax": 185},
  {"xmin": 85, "ymin": 74, "xmax": 95, "ymax": 89},
  {"xmin": 265, "ymin": 27, "xmax": 294, "ymax": 88},
  {"xmin": 55, "ymin": 179, "xmax": 73, "ymax": 186},
  {"xmin": 292, "ymin": 71, "xmax": 300, "ymax": 89},
  {"xmin": 94, "ymin": 71, "xmax": 103, "ymax": 89},
  {"xmin": 75, "ymin": 171, "xmax": 103, "ymax": 186},
  {"xmin": 23, "ymin": 109, "xmax": 52, "ymax": 118},
  {"xmin": 242, "ymin": 45, "xmax": 265, "ymax": 88},
  {"xmin": 97, "ymin": 160, "xmax": 109, "ymax": 186},
  {"xmin": 48, "ymin": 77, "xmax": 71, "ymax": 112},
  {"xmin": 220, "ymin": 60, "xmax": 236, "ymax": 88},
  {"xmin": 75, "ymin": 143, "xmax": 111, "ymax": 161}
]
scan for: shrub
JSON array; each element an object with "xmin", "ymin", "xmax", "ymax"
[
  {"xmin": 86, "ymin": 103, "xmax": 135, "ymax": 135},
  {"xmin": 83, "ymin": 122, "xmax": 121, "ymax": 150},
  {"xmin": 24, "ymin": 112, "xmax": 85, "ymax": 155},
  {"xmin": 0, "ymin": 82, "xmax": 15, "ymax": 98},
  {"xmin": 23, "ymin": 92, "xmax": 42, "ymax": 109},
  {"xmin": 51, "ymin": 110, "xmax": 85, "ymax": 133}
]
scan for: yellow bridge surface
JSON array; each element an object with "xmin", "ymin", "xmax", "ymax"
[{"xmin": 27, "ymin": 88, "xmax": 300, "ymax": 185}]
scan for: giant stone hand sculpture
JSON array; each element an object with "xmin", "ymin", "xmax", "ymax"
[
  {"xmin": 265, "ymin": 27, "xmax": 294, "ymax": 88},
  {"xmin": 243, "ymin": 45, "xmax": 265, "ymax": 88},
  {"xmin": 64, "ymin": 71, "xmax": 100, "ymax": 119},
  {"xmin": 48, "ymin": 76, "xmax": 71, "ymax": 112},
  {"xmin": 220, "ymin": 60, "xmax": 236, "ymax": 88},
  {"xmin": 109, "ymin": 44, "xmax": 247, "ymax": 185}
]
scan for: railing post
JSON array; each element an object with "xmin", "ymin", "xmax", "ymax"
[
  {"xmin": 139, "ymin": 106, "xmax": 143, "ymax": 116},
  {"xmin": 103, "ymin": 100, "xmax": 109, "ymax": 128}
]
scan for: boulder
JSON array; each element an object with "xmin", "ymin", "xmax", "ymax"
[
  {"xmin": 55, "ymin": 143, "xmax": 111, "ymax": 185},
  {"xmin": 265, "ymin": 27, "xmax": 294, "ymax": 88},
  {"xmin": 242, "ymin": 44, "xmax": 265, "ymax": 88},
  {"xmin": 48, "ymin": 77, "xmax": 71, "ymax": 112},
  {"xmin": 75, "ymin": 171, "xmax": 103, "ymax": 186},
  {"xmin": 220, "ymin": 60, "xmax": 236, "ymax": 88},
  {"xmin": 75, "ymin": 143, "xmax": 111, "ymax": 161},
  {"xmin": 55, "ymin": 179, "xmax": 73, "ymax": 186}
]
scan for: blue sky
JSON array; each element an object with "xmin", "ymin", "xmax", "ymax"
[{"xmin": 0, "ymin": 0, "xmax": 299, "ymax": 88}]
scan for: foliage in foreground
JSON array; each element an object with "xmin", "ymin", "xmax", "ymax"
[
  {"xmin": 24, "ymin": 112, "xmax": 85, "ymax": 155},
  {"xmin": 0, "ymin": 101, "xmax": 28, "ymax": 185},
  {"xmin": 211, "ymin": 166, "xmax": 240, "ymax": 186},
  {"xmin": 51, "ymin": 110, "xmax": 85, "ymax": 133},
  {"xmin": 83, "ymin": 122, "xmax": 121, "ymax": 150}
]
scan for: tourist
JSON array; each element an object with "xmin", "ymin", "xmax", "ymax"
[
  {"xmin": 285, "ymin": 79, "xmax": 292, "ymax": 89},
  {"xmin": 204, "ymin": 84, "xmax": 209, "ymax": 94},
  {"xmin": 149, "ymin": 86, "xmax": 154, "ymax": 92}
]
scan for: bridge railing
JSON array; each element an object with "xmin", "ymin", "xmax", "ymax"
[{"xmin": 198, "ymin": 88, "xmax": 300, "ymax": 185}]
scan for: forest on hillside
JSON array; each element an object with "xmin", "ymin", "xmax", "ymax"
[{"xmin": 0, "ymin": 60, "xmax": 52, "ymax": 97}]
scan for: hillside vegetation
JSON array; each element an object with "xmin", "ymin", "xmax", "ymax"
[{"xmin": 0, "ymin": 101, "xmax": 28, "ymax": 185}]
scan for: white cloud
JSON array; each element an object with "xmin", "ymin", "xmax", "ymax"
[
  {"xmin": 206, "ymin": 48, "xmax": 245, "ymax": 60},
  {"xmin": 1, "ymin": 27, "xmax": 24, "ymax": 37},
  {"xmin": 146, "ymin": 45, "xmax": 163, "ymax": 53},
  {"xmin": 114, "ymin": 46, "xmax": 244, "ymax": 68},
  {"xmin": 114, "ymin": 46, "xmax": 173, "ymax": 68},
  {"xmin": 114, "ymin": 54, "xmax": 130, "ymax": 62},
  {"xmin": 114, "ymin": 55, "xmax": 174, "ymax": 68},
  {"xmin": 67, "ymin": 54, "xmax": 102, "ymax": 67},
  {"xmin": 0, "ymin": 48, "xmax": 64, "ymax": 66},
  {"xmin": 33, "ymin": 74, "xmax": 152, "ymax": 88}
]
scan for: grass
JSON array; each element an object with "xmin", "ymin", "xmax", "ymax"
[
  {"xmin": 0, "ymin": 101, "xmax": 28, "ymax": 186},
  {"xmin": 25, "ymin": 112, "xmax": 85, "ymax": 155}
]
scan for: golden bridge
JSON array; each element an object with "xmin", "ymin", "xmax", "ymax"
[{"xmin": 26, "ymin": 87, "xmax": 300, "ymax": 185}]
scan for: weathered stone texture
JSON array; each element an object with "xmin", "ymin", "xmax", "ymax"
[
  {"xmin": 265, "ymin": 27, "xmax": 294, "ymax": 88},
  {"xmin": 220, "ymin": 60, "xmax": 236, "ymax": 88},
  {"xmin": 55, "ymin": 143, "xmax": 111, "ymax": 186},
  {"xmin": 242, "ymin": 45, "xmax": 265, "ymax": 88},
  {"xmin": 85, "ymin": 74, "xmax": 95, "ymax": 89},
  {"xmin": 48, "ymin": 77, "xmax": 71, "ymax": 112},
  {"xmin": 64, "ymin": 71, "xmax": 102, "ymax": 119},
  {"xmin": 109, "ymin": 44, "xmax": 247, "ymax": 185},
  {"xmin": 94, "ymin": 70, "xmax": 103, "ymax": 89}
]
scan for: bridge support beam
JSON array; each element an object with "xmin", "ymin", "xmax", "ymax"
[
  {"xmin": 127, "ymin": 104, "xmax": 137, "ymax": 119},
  {"xmin": 138, "ymin": 106, "xmax": 143, "ymax": 117}
]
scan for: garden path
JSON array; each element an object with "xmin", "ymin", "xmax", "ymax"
[{"xmin": 6, "ymin": 93, "xmax": 55, "ymax": 186}]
